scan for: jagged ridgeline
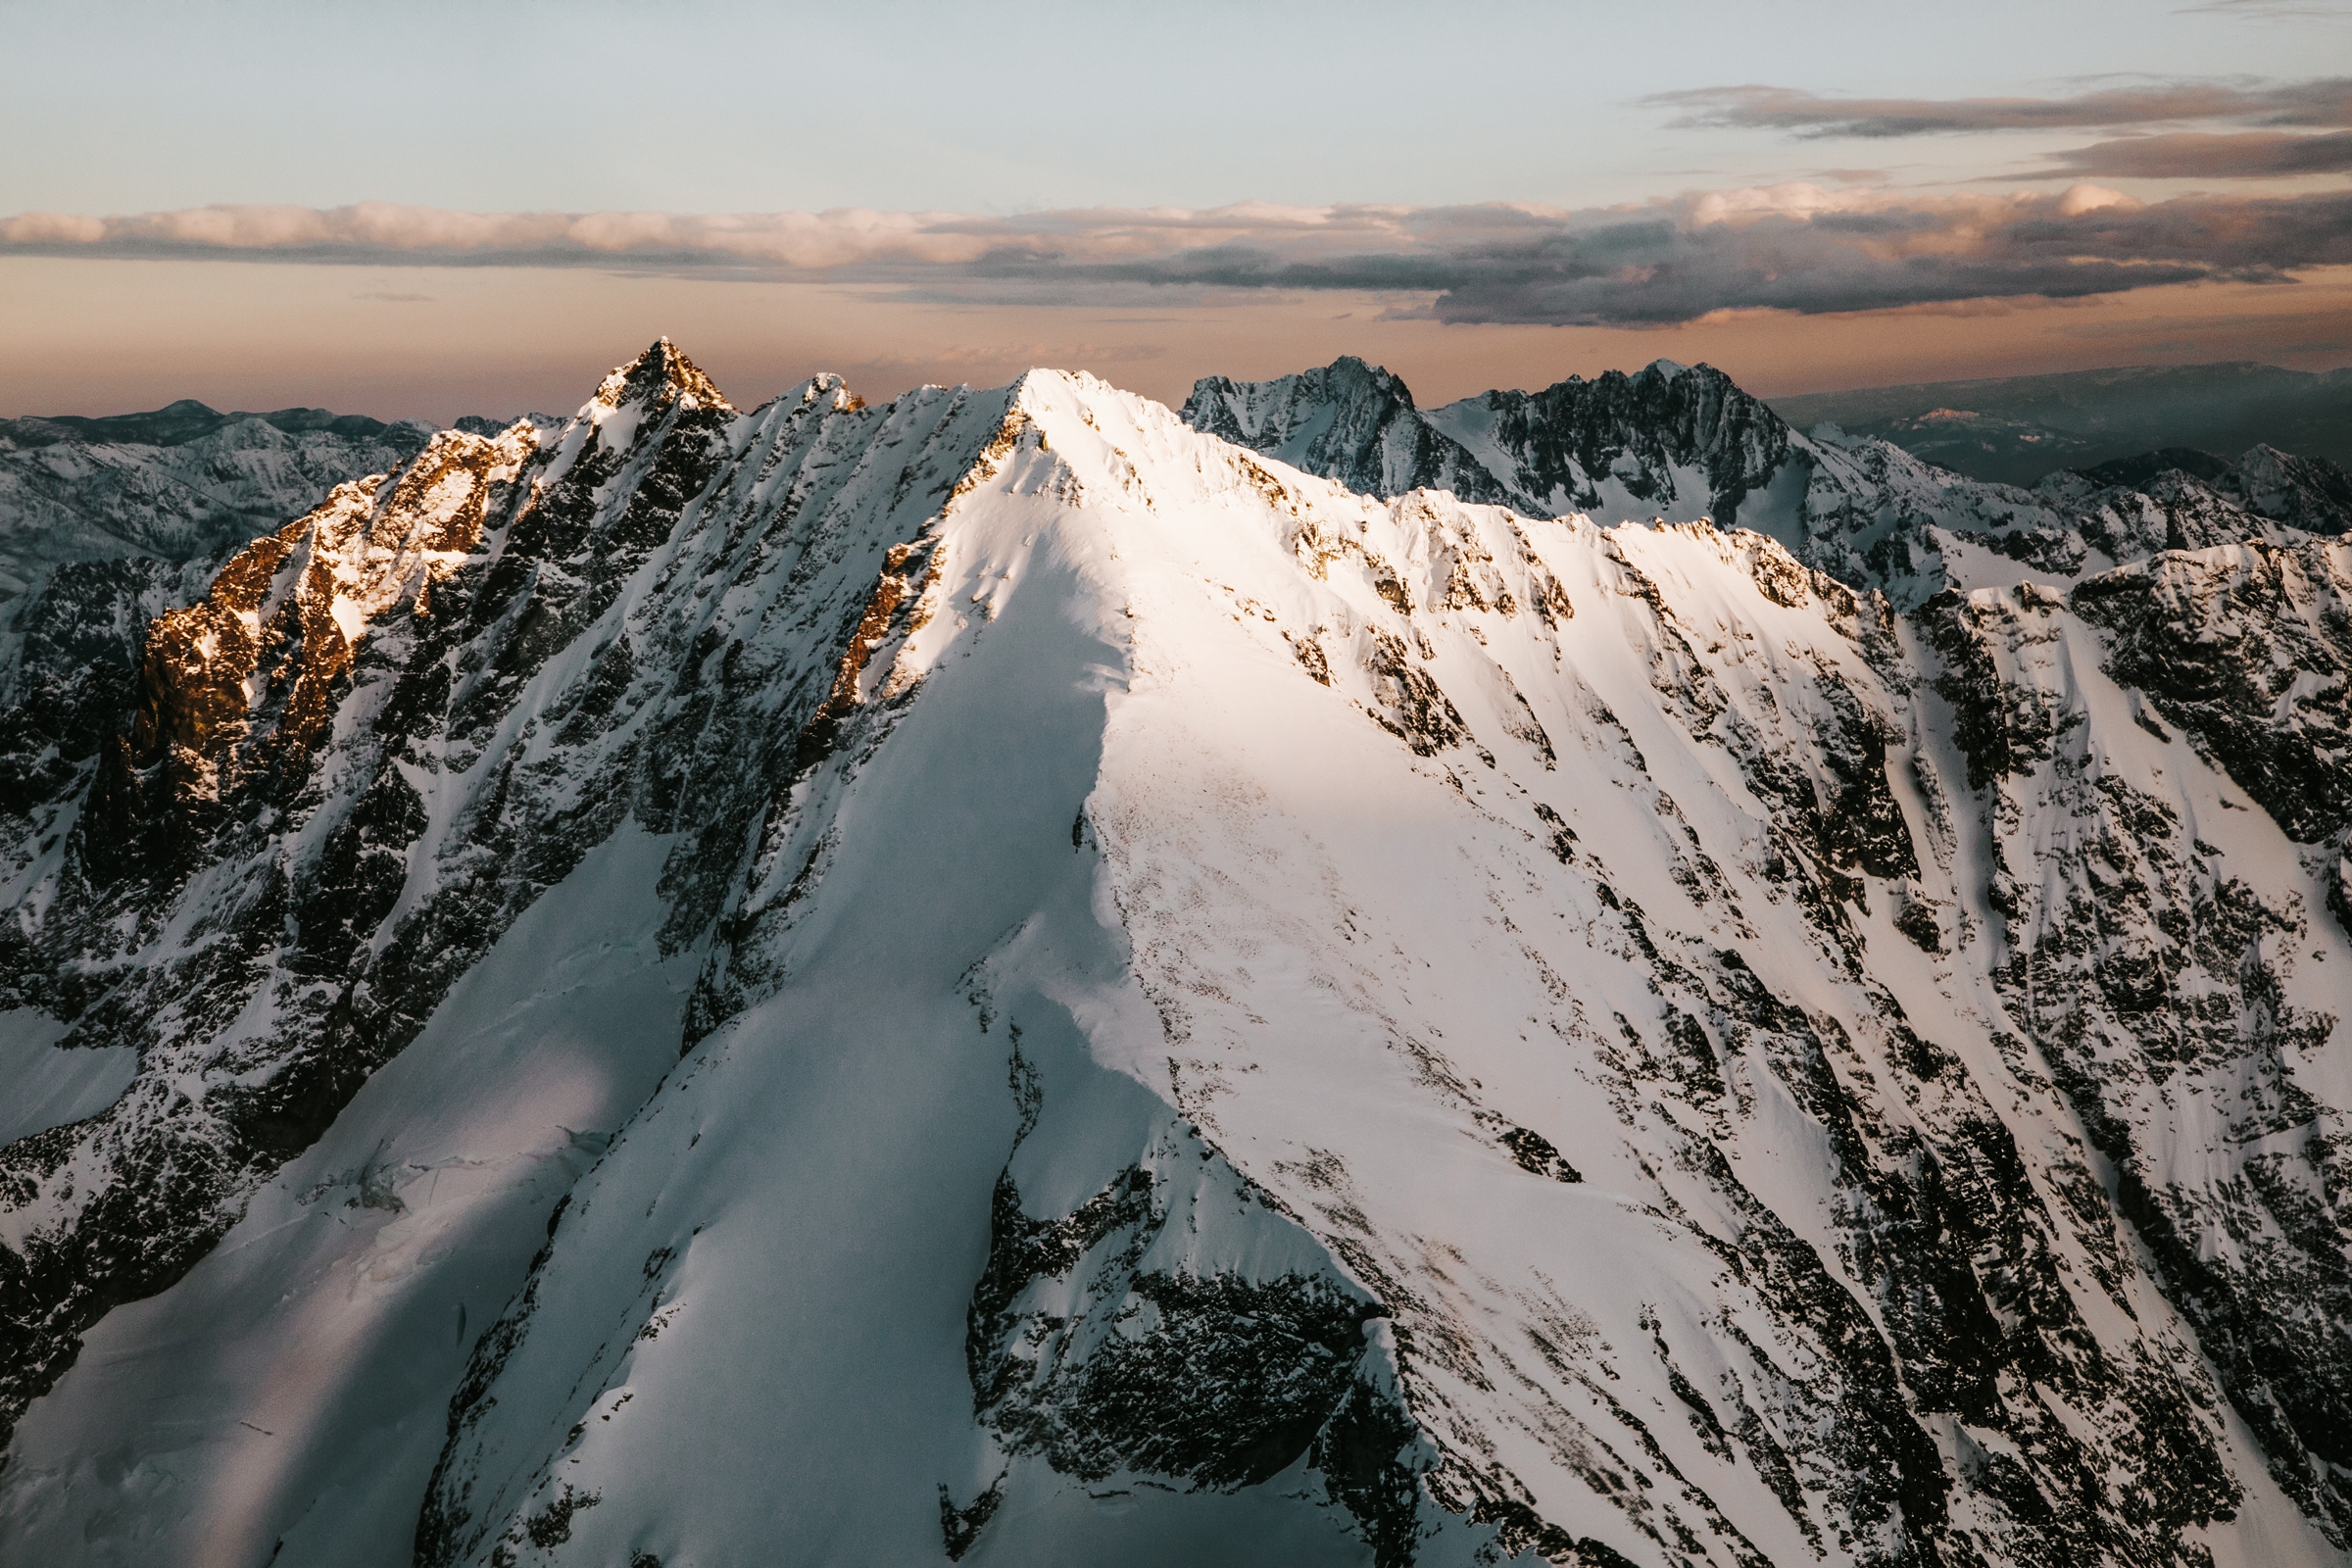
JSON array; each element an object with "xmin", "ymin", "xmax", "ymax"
[
  {"xmin": 2, "ymin": 342, "xmax": 2351, "ymax": 1568},
  {"xmin": 1183, "ymin": 355, "xmax": 2352, "ymax": 608}
]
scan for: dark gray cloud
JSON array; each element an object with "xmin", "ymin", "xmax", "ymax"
[
  {"xmin": 2024, "ymin": 128, "xmax": 2352, "ymax": 177},
  {"xmin": 7, "ymin": 187, "xmax": 2350, "ymax": 328},
  {"xmin": 1649, "ymin": 77, "xmax": 2352, "ymax": 137},
  {"xmin": 957, "ymin": 190, "xmax": 2352, "ymax": 327}
]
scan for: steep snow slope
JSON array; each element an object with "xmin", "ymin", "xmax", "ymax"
[
  {"xmin": 6, "ymin": 346, "xmax": 2352, "ymax": 1568},
  {"xmin": 0, "ymin": 826, "xmax": 689, "ymax": 1566},
  {"xmin": 0, "ymin": 343, "xmax": 1006, "ymax": 1456},
  {"xmin": 1184, "ymin": 360, "xmax": 2347, "ymax": 610}
]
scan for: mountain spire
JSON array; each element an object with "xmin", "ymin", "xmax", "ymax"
[{"xmin": 608, "ymin": 336, "xmax": 733, "ymax": 413}]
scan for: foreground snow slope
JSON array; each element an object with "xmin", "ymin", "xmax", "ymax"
[
  {"xmin": 0, "ymin": 827, "xmax": 689, "ymax": 1566},
  {"xmin": 5, "ymin": 346, "xmax": 2352, "ymax": 1567}
]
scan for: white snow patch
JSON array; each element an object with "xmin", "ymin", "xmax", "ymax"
[{"xmin": 0, "ymin": 1010, "xmax": 137, "ymax": 1146}]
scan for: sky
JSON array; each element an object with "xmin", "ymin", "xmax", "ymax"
[{"xmin": 4, "ymin": 0, "xmax": 2349, "ymax": 420}]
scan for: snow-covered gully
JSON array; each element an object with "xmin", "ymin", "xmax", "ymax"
[{"xmin": 3, "ymin": 343, "xmax": 2349, "ymax": 1567}]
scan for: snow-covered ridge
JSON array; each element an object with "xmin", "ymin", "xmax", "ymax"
[
  {"xmin": 4, "ymin": 345, "xmax": 2351, "ymax": 1568},
  {"xmin": 1185, "ymin": 357, "xmax": 2352, "ymax": 611}
]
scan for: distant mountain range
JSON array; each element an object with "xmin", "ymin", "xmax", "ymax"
[
  {"xmin": 0, "ymin": 400, "xmax": 434, "ymax": 700},
  {"xmin": 1183, "ymin": 355, "xmax": 2352, "ymax": 607},
  {"xmin": 0, "ymin": 397, "xmax": 427, "ymax": 453},
  {"xmin": 1767, "ymin": 361, "xmax": 2352, "ymax": 486}
]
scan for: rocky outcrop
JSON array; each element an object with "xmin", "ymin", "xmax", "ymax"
[
  {"xmin": 1924, "ymin": 579, "xmax": 2352, "ymax": 1538},
  {"xmin": 1423, "ymin": 360, "xmax": 1799, "ymax": 528},
  {"xmin": 1183, "ymin": 357, "xmax": 1509, "ymax": 508},
  {"xmin": 2070, "ymin": 539, "xmax": 2352, "ymax": 846},
  {"xmin": 1187, "ymin": 358, "xmax": 2352, "ymax": 613}
]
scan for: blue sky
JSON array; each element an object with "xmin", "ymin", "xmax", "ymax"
[
  {"xmin": 6, "ymin": 0, "xmax": 2336, "ymax": 212},
  {"xmin": 4, "ymin": 1, "xmax": 2348, "ymax": 417}
]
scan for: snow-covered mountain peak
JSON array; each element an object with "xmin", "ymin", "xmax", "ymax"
[
  {"xmin": 1181, "ymin": 357, "xmax": 1508, "ymax": 514},
  {"xmin": 591, "ymin": 337, "xmax": 733, "ymax": 421},
  {"xmin": 8, "ymin": 344, "xmax": 2352, "ymax": 1568},
  {"xmin": 793, "ymin": 370, "xmax": 868, "ymax": 415}
]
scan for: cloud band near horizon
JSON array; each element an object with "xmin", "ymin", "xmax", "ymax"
[
  {"xmin": 1648, "ymin": 77, "xmax": 2352, "ymax": 138},
  {"xmin": 2029, "ymin": 128, "xmax": 2352, "ymax": 177},
  {"xmin": 6, "ymin": 184, "xmax": 2350, "ymax": 328},
  {"xmin": 1654, "ymin": 76, "xmax": 2352, "ymax": 179}
]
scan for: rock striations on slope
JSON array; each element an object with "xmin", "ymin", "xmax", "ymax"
[{"xmin": 2, "ymin": 343, "xmax": 2351, "ymax": 1567}]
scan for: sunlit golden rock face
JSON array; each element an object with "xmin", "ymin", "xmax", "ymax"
[{"xmin": 108, "ymin": 423, "xmax": 539, "ymax": 844}]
